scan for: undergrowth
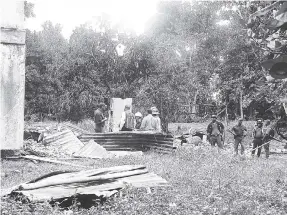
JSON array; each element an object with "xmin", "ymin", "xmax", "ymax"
[{"xmin": 1, "ymin": 146, "xmax": 287, "ymax": 215}]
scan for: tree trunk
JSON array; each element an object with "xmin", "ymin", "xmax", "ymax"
[
  {"xmin": 240, "ymin": 73, "xmax": 243, "ymax": 119},
  {"xmin": 191, "ymin": 90, "xmax": 198, "ymax": 115},
  {"xmin": 225, "ymin": 100, "xmax": 228, "ymax": 126},
  {"xmin": 240, "ymin": 89, "xmax": 243, "ymax": 118}
]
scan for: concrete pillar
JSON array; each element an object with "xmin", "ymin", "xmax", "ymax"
[{"xmin": 0, "ymin": 1, "xmax": 26, "ymax": 150}]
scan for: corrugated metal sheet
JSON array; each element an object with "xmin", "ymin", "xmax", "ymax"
[
  {"xmin": 73, "ymin": 140, "xmax": 111, "ymax": 159},
  {"xmin": 73, "ymin": 140, "xmax": 144, "ymax": 159},
  {"xmin": 43, "ymin": 130, "xmax": 84, "ymax": 156},
  {"xmin": 10, "ymin": 165, "xmax": 168, "ymax": 204},
  {"xmin": 78, "ymin": 131, "xmax": 174, "ymax": 153}
]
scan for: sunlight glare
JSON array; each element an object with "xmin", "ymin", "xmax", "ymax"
[{"xmin": 25, "ymin": 0, "xmax": 159, "ymax": 38}]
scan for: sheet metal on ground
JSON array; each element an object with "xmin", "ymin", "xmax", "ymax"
[
  {"xmin": 73, "ymin": 140, "xmax": 143, "ymax": 159},
  {"xmin": 78, "ymin": 131, "xmax": 174, "ymax": 153},
  {"xmin": 73, "ymin": 140, "xmax": 111, "ymax": 159},
  {"xmin": 43, "ymin": 130, "xmax": 84, "ymax": 155},
  {"xmin": 11, "ymin": 165, "xmax": 168, "ymax": 202}
]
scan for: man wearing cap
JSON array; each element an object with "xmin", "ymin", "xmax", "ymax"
[
  {"xmin": 206, "ymin": 115, "xmax": 224, "ymax": 148},
  {"xmin": 94, "ymin": 103, "xmax": 107, "ymax": 133},
  {"xmin": 252, "ymin": 119, "xmax": 264, "ymax": 157},
  {"xmin": 119, "ymin": 104, "xmax": 135, "ymax": 131},
  {"xmin": 231, "ymin": 118, "xmax": 247, "ymax": 156},
  {"xmin": 135, "ymin": 112, "xmax": 143, "ymax": 130},
  {"xmin": 140, "ymin": 109, "xmax": 153, "ymax": 131},
  {"xmin": 151, "ymin": 107, "xmax": 162, "ymax": 133}
]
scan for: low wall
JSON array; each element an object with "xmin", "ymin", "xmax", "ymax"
[{"xmin": 78, "ymin": 131, "xmax": 174, "ymax": 153}]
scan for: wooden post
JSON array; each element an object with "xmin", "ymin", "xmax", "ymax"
[
  {"xmin": 225, "ymin": 100, "xmax": 228, "ymax": 126},
  {"xmin": 0, "ymin": 1, "xmax": 26, "ymax": 152},
  {"xmin": 240, "ymin": 73, "xmax": 244, "ymax": 119}
]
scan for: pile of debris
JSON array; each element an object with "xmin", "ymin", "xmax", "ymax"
[
  {"xmin": 24, "ymin": 129, "xmax": 84, "ymax": 158},
  {"xmin": 23, "ymin": 122, "xmax": 145, "ymax": 159}
]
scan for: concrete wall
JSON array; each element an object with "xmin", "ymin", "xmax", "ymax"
[{"xmin": 0, "ymin": 1, "xmax": 25, "ymax": 150}]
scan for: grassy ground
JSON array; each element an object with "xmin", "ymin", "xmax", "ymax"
[{"xmin": 1, "ymin": 146, "xmax": 287, "ymax": 215}]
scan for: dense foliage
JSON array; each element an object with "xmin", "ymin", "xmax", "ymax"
[{"xmin": 24, "ymin": 1, "xmax": 287, "ymax": 125}]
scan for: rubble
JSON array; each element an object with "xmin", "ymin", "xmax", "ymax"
[{"xmin": 24, "ymin": 129, "xmax": 84, "ymax": 158}]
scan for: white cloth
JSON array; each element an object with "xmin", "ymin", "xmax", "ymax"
[
  {"xmin": 151, "ymin": 116, "xmax": 162, "ymax": 133},
  {"xmin": 140, "ymin": 114, "xmax": 154, "ymax": 131}
]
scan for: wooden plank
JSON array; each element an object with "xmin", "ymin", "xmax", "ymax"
[
  {"xmin": 21, "ymin": 155, "xmax": 87, "ymax": 168},
  {"xmin": 19, "ymin": 169, "xmax": 148, "ymax": 190},
  {"xmin": 0, "ymin": 28, "xmax": 26, "ymax": 45}
]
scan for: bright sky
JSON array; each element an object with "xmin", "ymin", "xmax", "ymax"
[{"xmin": 25, "ymin": 0, "xmax": 159, "ymax": 38}]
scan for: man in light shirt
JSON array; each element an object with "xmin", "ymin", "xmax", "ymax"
[
  {"xmin": 151, "ymin": 107, "xmax": 162, "ymax": 133},
  {"xmin": 140, "ymin": 108, "xmax": 154, "ymax": 131}
]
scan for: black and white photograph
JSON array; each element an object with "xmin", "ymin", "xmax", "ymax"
[{"xmin": 1, "ymin": 0, "xmax": 287, "ymax": 214}]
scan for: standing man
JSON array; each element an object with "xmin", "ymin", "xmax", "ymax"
[
  {"xmin": 151, "ymin": 107, "xmax": 162, "ymax": 133},
  {"xmin": 135, "ymin": 112, "xmax": 143, "ymax": 130},
  {"xmin": 251, "ymin": 119, "xmax": 264, "ymax": 157},
  {"xmin": 94, "ymin": 103, "xmax": 107, "ymax": 133},
  {"xmin": 231, "ymin": 118, "xmax": 247, "ymax": 156},
  {"xmin": 262, "ymin": 120, "xmax": 274, "ymax": 159},
  {"xmin": 206, "ymin": 115, "xmax": 224, "ymax": 149},
  {"xmin": 119, "ymin": 104, "xmax": 135, "ymax": 131},
  {"xmin": 140, "ymin": 108, "xmax": 153, "ymax": 131}
]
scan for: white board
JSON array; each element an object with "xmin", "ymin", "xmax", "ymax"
[{"xmin": 109, "ymin": 98, "xmax": 132, "ymax": 132}]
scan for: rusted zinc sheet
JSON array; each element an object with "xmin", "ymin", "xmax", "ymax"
[
  {"xmin": 43, "ymin": 129, "xmax": 84, "ymax": 156},
  {"xmin": 78, "ymin": 131, "xmax": 174, "ymax": 153},
  {"xmin": 10, "ymin": 165, "xmax": 168, "ymax": 204}
]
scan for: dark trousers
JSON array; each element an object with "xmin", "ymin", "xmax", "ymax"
[
  {"xmin": 234, "ymin": 137, "xmax": 245, "ymax": 155},
  {"xmin": 252, "ymin": 138, "xmax": 263, "ymax": 157},
  {"xmin": 210, "ymin": 135, "xmax": 223, "ymax": 148},
  {"xmin": 121, "ymin": 126, "xmax": 133, "ymax": 131},
  {"xmin": 264, "ymin": 142, "xmax": 270, "ymax": 158},
  {"xmin": 95, "ymin": 126, "xmax": 104, "ymax": 133}
]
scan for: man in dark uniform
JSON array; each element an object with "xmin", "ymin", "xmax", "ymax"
[
  {"xmin": 94, "ymin": 103, "xmax": 107, "ymax": 133},
  {"xmin": 231, "ymin": 118, "xmax": 247, "ymax": 156},
  {"xmin": 207, "ymin": 115, "xmax": 224, "ymax": 149},
  {"xmin": 252, "ymin": 119, "xmax": 264, "ymax": 157},
  {"xmin": 263, "ymin": 120, "xmax": 274, "ymax": 159}
]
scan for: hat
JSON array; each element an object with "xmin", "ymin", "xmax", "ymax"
[
  {"xmin": 211, "ymin": 115, "xmax": 217, "ymax": 118},
  {"xmin": 135, "ymin": 112, "xmax": 142, "ymax": 117},
  {"xmin": 98, "ymin": 102, "xmax": 106, "ymax": 108},
  {"xmin": 257, "ymin": 119, "xmax": 263, "ymax": 124},
  {"xmin": 124, "ymin": 104, "xmax": 131, "ymax": 109},
  {"xmin": 151, "ymin": 107, "xmax": 160, "ymax": 115}
]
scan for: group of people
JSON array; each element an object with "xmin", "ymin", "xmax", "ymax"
[
  {"xmin": 94, "ymin": 103, "xmax": 162, "ymax": 133},
  {"xmin": 207, "ymin": 115, "xmax": 274, "ymax": 158},
  {"xmin": 119, "ymin": 105, "xmax": 162, "ymax": 132}
]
